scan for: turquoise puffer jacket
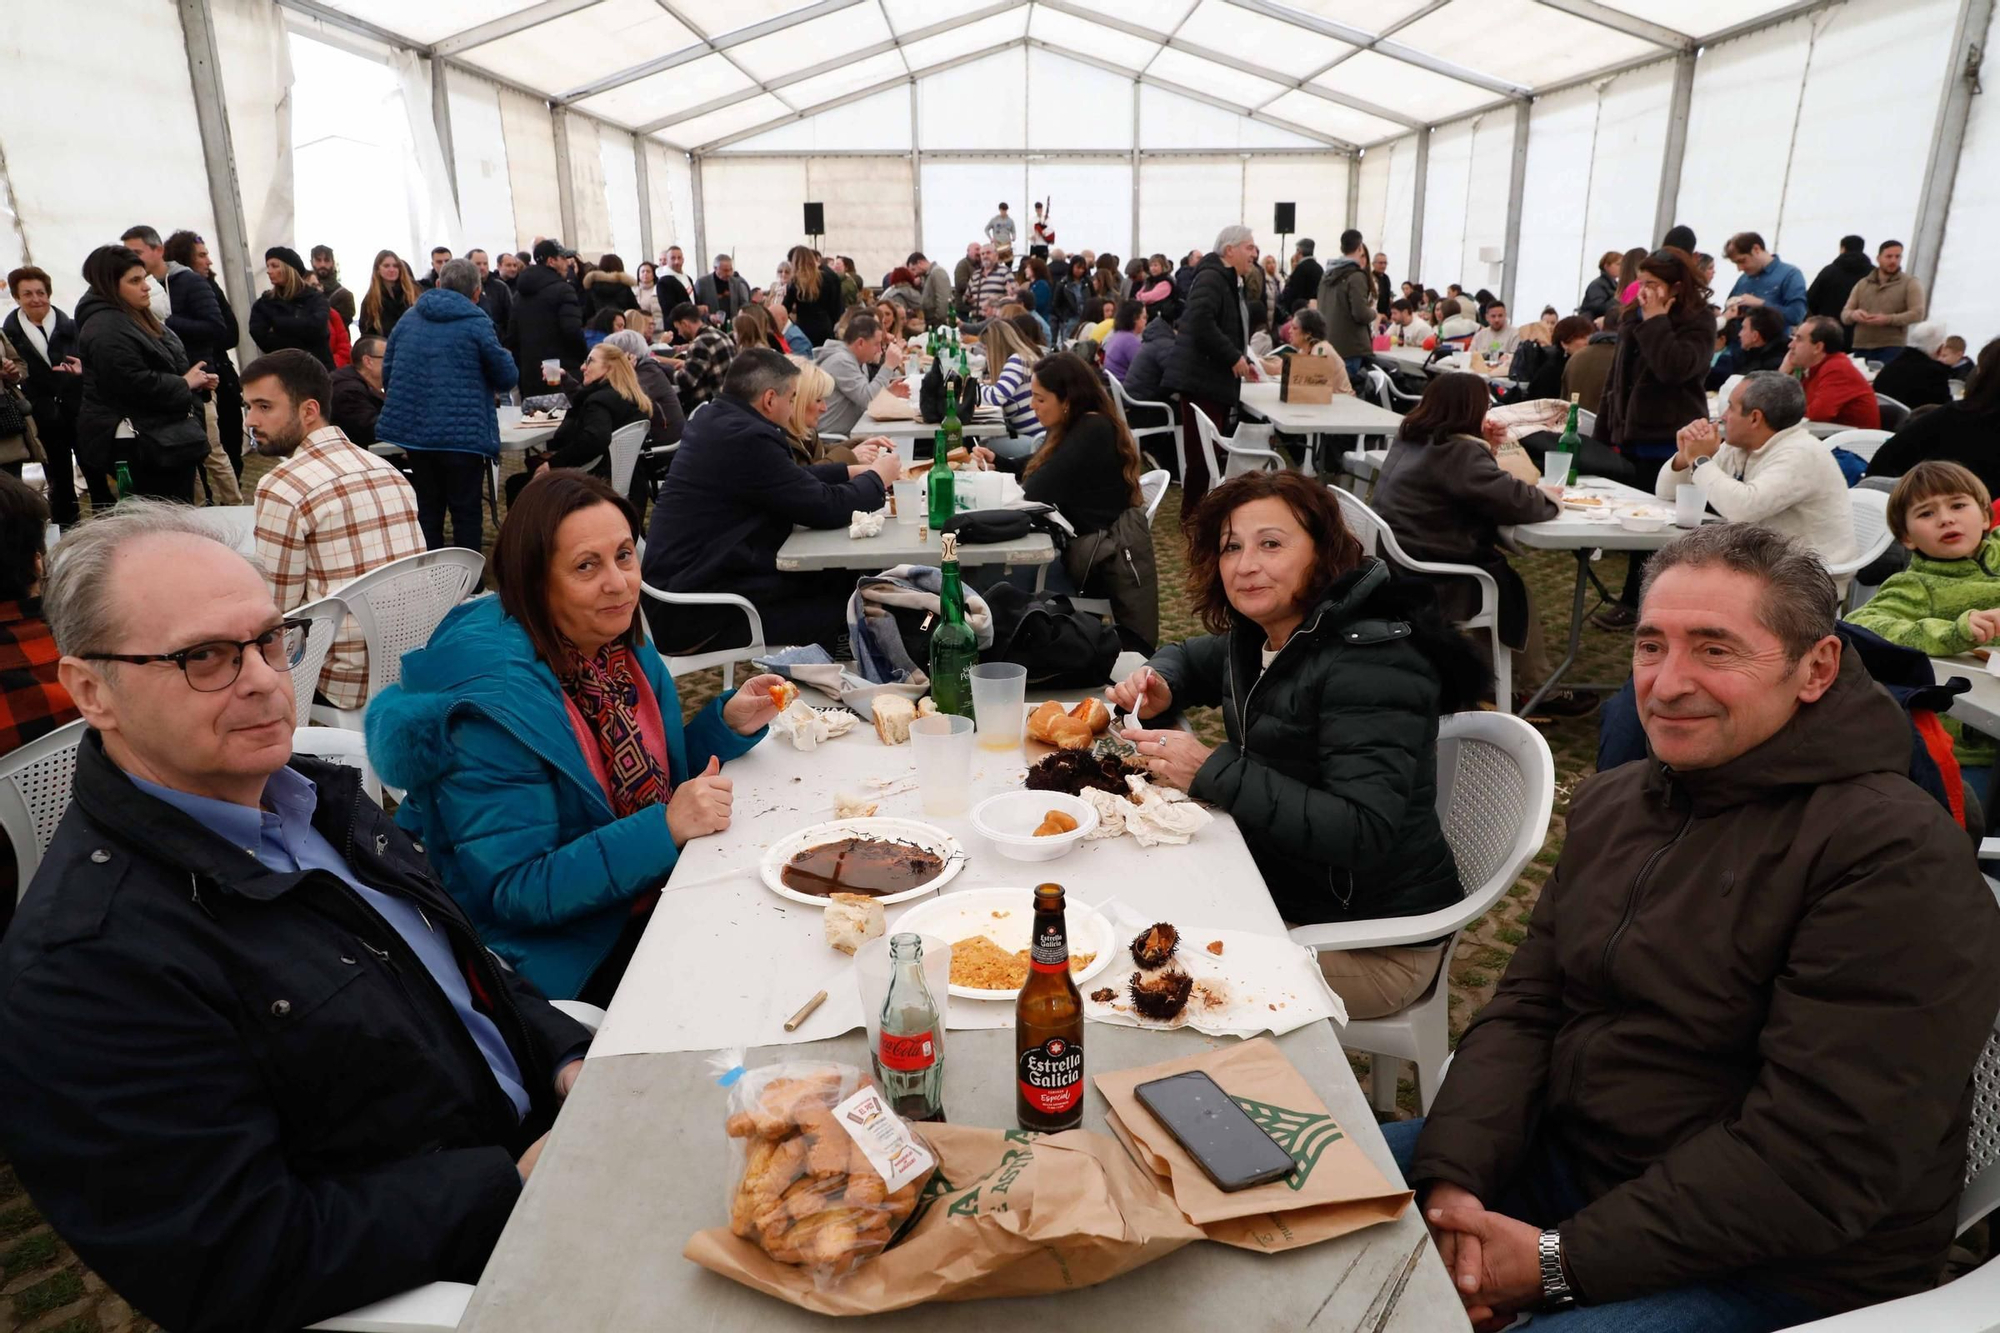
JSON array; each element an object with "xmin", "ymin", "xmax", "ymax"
[{"xmin": 366, "ymin": 596, "xmax": 764, "ymax": 999}]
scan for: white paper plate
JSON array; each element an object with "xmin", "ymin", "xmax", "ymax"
[
  {"xmin": 893, "ymin": 887, "xmax": 1116, "ymax": 1000},
  {"xmin": 758, "ymin": 817, "xmax": 964, "ymax": 907}
]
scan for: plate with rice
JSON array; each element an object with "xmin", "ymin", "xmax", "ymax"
[{"xmin": 892, "ymin": 887, "xmax": 1116, "ymax": 1000}]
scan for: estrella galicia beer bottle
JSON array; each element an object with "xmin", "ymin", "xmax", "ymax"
[{"xmin": 1015, "ymin": 883, "xmax": 1084, "ymax": 1132}]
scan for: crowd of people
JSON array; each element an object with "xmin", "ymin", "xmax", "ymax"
[{"xmin": 0, "ymin": 202, "xmax": 1997, "ymax": 1333}]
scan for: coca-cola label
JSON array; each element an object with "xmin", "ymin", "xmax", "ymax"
[
  {"xmin": 878, "ymin": 1028, "xmax": 936, "ymax": 1072},
  {"xmin": 1029, "ymin": 918, "xmax": 1069, "ymax": 974},
  {"xmin": 1017, "ymin": 1035, "xmax": 1083, "ymax": 1114}
]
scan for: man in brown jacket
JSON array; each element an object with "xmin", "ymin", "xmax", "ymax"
[
  {"xmin": 1386, "ymin": 523, "xmax": 2000, "ymax": 1331},
  {"xmin": 1841, "ymin": 240, "xmax": 1926, "ymax": 359}
]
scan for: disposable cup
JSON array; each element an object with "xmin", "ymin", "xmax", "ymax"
[
  {"xmin": 539, "ymin": 358, "xmax": 560, "ymax": 385},
  {"xmin": 1675, "ymin": 483, "xmax": 1704, "ymax": 529},
  {"xmin": 892, "ymin": 480, "xmax": 924, "ymax": 525},
  {"xmin": 855, "ymin": 932, "xmax": 953, "ymax": 1053},
  {"xmin": 909, "ymin": 714, "xmax": 974, "ymax": 816},
  {"xmin": 969, "ymin": 663, "xmax": 1028, "ymax": 751}
]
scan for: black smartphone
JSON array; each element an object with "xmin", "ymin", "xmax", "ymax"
[{"xmin": 1134, "ymin": 1070, "xmax": 1296, "ymax": 1192}]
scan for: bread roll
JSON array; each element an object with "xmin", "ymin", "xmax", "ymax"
[
  {"xmin": 871, "ymin": 694, "xmax": 917, "ymax": 744},
  {"xmin": 1026, "ymin": 700, "xmax": 1067, "ymax": 744},
  {"xmin": 825, "ymin": 893, "xmax": 885, "ymax": 955},
  {"xmin": 1047, "ymin": 716, "xmax": 1094, "ymax": 750},
  {"xmin": 1068, "ymin": 698, "xmax": 1111, "ymax": 735}
]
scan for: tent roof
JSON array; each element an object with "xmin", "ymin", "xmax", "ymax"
[{"xmin": 289, "ymin": 0, "xmax": 1822, "ymax": 153}]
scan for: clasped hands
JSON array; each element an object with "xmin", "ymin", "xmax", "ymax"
[
  {"xmin": 1424, "ymin": 1182, "xmax": 1550, "ymax": 1331},
  {"xmin": 1673, "ymin": 417, "xmax": 1723, "ymax": 469}
]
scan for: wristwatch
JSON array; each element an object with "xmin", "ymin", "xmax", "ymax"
[
  {"xmin": 1538, "ymin": 1228, "xmax": 1576, "ymax": 1308},
  {"xmin": 1689, "ymin": 453, "xmax": 1712, "ymax": 473}
]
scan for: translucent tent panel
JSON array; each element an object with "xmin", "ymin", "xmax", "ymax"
[
  {"xmin": 1028, "ymin": 160, "xmax": 1134, "ymax": 259},
  {"xmin": 700, "ymin": 157, "xmax": 808, "ymax": 290},
  {"xmin": 719, "ymin": 86, "xmax": 911, "ymax": 154},
  {"xmin": 215, "ymin": 0, "xmax": 296, "ymax": 263},
  {"xmin": 291, "ymin": 34, "xmax": 418, "ymax": 279},
  {"xmin": 447, "ymin": 67, "xmax": 520, "ymax": 252},
  {"xmin": 1269, "ymin": 0, "xmax": 1435, "ymax": 30},
  {"xmin": 1028, "ymin": 47, "xmax": 1135, "ymax": 151},
  {"xmin": 1262, "ymin": 91, "xmax": 1405, "ymax": 147},
  {"xmin": 1026, "ymin": 7, "xmax": 1161, "ymax": 72},
  {"xmin": 458, "ymin": 0, "xmax": 696, "ymax": 98},
  {"xmin": 921, "ymin": 160, "xmax": 1028, "ymax": 263},
  {"xmin": 318, "ymin": 0, "xmax": 539, "ymax": 46},
  {"xmin": 1393, "ymin": 0, "xmax": 1660, "ymax": 90},
  {"xmin": 1312, "ymin": 50, "xmax": 1493, "ymax": 123},
  {"xmin": 1593, "ymin": 0, "xmax": 1816, "ymax": 38},
  {"xmin": 596, "ymin": 128, "xmax": 641, "ymax": 263},
  {"xmin": 1513, "ymin": 80, "xmax": 1597, "ymax": 319},
  {"xmin": 1355, "ymin": 145, "xmax": 1392, "ymax": 255},
  {"xmin": 1932, "ymin": 6, "xmax": 2000, "ymax": 345},
  {"xmin": 1418, "ymin": 118, "xmax": 1473, "ymax": 289},
  {"xmin": 573, "ymin": 53, "xmax": 754, "ymax": 127},
  {"xmin": 1138, "ymin": 159, "xmax": 1246, "ymax": 258},
  {"xmin": 918, "ymin": 47, "xmax": 1026, "ymax": 151},
  {"xmin": 1173, "ymin": 0, "xmax": 1353, "ymax": 80},
  {"xmin": 1245, "ymin": 155, "xmax": 1352, "ymax": 257},
  {"xmin": 1458, "ymin": 106, "xmax": 1517, "ymax": 294},
  {"xmin": 899, "ymin": 8, "xmax": 1029, "ymax": 70},
  {"xmin": 1672, "ymin": 16, "xmax": 1815, "ymax": 266},
  {"xmin": 658, "ymin": 94, "xmax": 791, "ymax": 150},
  {"xmin": 673, "ymin": 0, "xmax": 800, "ymax": 37},
  {"xmin": 1075, "ymin": 0, "xmax": 1196, "ymax": 29},
  {"xmin": 564, "ymin": 115, "xmax": 614, "ymax": 257},
  {"xmin": 1579, "ymin": 60, "xmax": 1670, "ymax": 281},
  {"xmin": 1382, "ymin": 134, "xmax": 1418, "ymax": 277},
  {"xmin": 1774, "ymin": 0, "xmax": 1956, "ymax": 281},
  {"xmin": 728, "ymin": 4, "xmax": 894, "ymax": 84},
  {"xmin": 496, "ymin": 83, "xmax": 563, "ymax": 243},
  {"xmin": 778, "ymin": 50, "xmax": 909, "ymax": 114},
  {"xmin": 807, "ymin": 157, "xmax": 916, "ymax": 285},
  {"xmin": 1146, "ymin": 48, "xmax": 1287, "ymax": 111},
  {"xmin": 1137, "ymin": 84, "xmax": 1322, "ymax": 151},
  {"xmin": 649, "ymin": 142, "xmax": 697, "ymax": 259}
]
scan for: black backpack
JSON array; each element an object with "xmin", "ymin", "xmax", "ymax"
[
  {"xmin": 981, "ymin": 584, "xmax": 1120, "ymax": 687},
  {"xmin": 919, "ymin": 359, "xmax": 979, "ymax": 424}
]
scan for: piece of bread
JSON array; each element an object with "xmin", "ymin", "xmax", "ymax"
[
  {"xmin": 1047, "ymin": 716, "xmax": 1094, "ymax": 750},
  {"xmin": 915, "ymin": 696, "xmax": 939, "ymax": 718},
  {"xmin": 1026, "ymin": 700, "xmax": 1067, "ymax": 744},
  {"xmin": 825, "ymin": 892, "xmax": 885, "ymax": 955},
  {"xmin": 1069, "ymin": 698, "xmax": 1112, "ymax": 734},
  {"xmin": 871, "ymin": 694, "xmax": 917, "ymax": 744}
]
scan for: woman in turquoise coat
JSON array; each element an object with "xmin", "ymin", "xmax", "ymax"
[{"xmin": 368, "ymin": 472, "xmax": 782, "ymax": 1002}]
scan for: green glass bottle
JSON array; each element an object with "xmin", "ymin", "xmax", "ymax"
[
  {"xmin": 928, "ymin": 533, "xmax": 978, "ymax": 718},
  {"xmin": 927, "ymin": 434, "xmax": 956, "ymax": 528},
  {"xmin": 1558, "ymin": 393, "xmax": 1582, "ymax": 487},
  {"xmin": 941, "ymin": 383, "xmax": 964, "ymax": 464},
  {"xmin": 115, "ymin": 461, "xmax": 134, "ymax": 498}
]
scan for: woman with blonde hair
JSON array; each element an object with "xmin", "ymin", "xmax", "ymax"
[
  {"xmin": 978, "ymin": 318, "xmax": 1042, "ymax": 435},
  {"xmin": 732, "ymin": 303, "xmax": 782, "ymax": 352},
  {"xmin": 249, "ymin": 245, "xmax": 334, "ymax": 369},
  {"xmin": 785, "ymin": 244, "xmax": 843, "ymax": 347},
  {"xmin": 508, "ymin": 341, "xmax": 650, "ymax": 504},
  {"xmin": 872, "ymin": 299, "xmax": 905, "ymax": 341},
  {"xmin": 359, "ymin": 249, "xmax": 419, "ymax": 338}
]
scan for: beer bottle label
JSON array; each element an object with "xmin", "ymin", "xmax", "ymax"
[
  {"xmin": 1017, "ymin": 1035, "xmax": 1083, "ymax": 1115},
  {"xmin": 879, "ymin": 1028, "xmax": 937, "ymax": 1072},
  {"xmin": 1028, "ymin": 920, "xmax": 1069, "ymax": 974}
]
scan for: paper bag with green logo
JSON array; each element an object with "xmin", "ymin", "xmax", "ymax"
[
  {"xmin": 684, "ymin": 1123, "xmax": 1204, "ymax": 1314},
  {"xmin": 1094, "ymin": 1036, "xmax": 1411, "ymax": 1252}
]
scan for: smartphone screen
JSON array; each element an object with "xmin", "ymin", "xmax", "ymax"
[{"xmin": 1134, "ymin": 1071, "xmax": 1296, "ymax": 1192}]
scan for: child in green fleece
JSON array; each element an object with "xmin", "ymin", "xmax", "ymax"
[{"xmin": 1848, "ymin": 460, "xmax": 2000, "ymax": 781}]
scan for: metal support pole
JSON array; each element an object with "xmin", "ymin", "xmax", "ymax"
[
  {"xmin": 432, "ymin": 56, "xmax": 459, "ymax": 206},
  {"xmin": 1501, "ymin": 104, "xmax": 1530, "ymax": 310},
  {"xmin": 552, "ymin": 105, "xmax": 577, "ymax": 242},
  {"xmin": 1409, "ymin": 127, "xmax": 1430, "ymax": 287},
  {"xmin": 1652, "ymin": 49, "xmax": 1695, "ymax": 246},
  {"xmin": 177, "ymin": 0, "xmax": 256, "ymax": 355},
  {"xmin": 634, "ymin": 133, "xmax": 654, "ymax": 264},
  {"xmin": 1913, "ymin": 0, "xmax": 1993, "ymax": 296},
  {"xmin": 1345, "ymin": 159, "xmax": 1360, "ymax": 228},
  {"xmin": 910, "ymin": 80, "xmax": 923, "ymax": 255},
  {"xmin": 1130, "ymin": 79, "xmax": 1142, "ymax": 255},
  {"xmin": 691, "ymin": 152, "xmax": 708, "ymax": 274}
]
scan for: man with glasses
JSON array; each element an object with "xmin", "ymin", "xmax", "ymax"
[{"xmin": 0, "ymin": 500, "xmax": 593, "ymax": 1331}]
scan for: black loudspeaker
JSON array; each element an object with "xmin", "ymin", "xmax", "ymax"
[
  {"xmin": 1273, "ymin": 202, "xmax": 1296, "ymax": 234},
  {"xmin": 804, "ymin": 201, "xmax": 825, "ymax": 234}
]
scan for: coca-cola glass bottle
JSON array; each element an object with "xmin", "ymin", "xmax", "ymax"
[{"xmin": 876, "ymin": 933, "xmax": 946, "ymax": 1122}]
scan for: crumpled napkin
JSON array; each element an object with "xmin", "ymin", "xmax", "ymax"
[
  {"xmin": 1079, "ymin": 776, "xmax": 1213, "ymax": 847},
  {"xmin": 848, "ymin": 509, "xmax": 885, "ymax": 538},
  {"xmin": 770, "ymin": 698, "xmax": 857, "ymax": 752}
]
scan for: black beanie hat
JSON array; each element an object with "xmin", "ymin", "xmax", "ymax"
[{"xmin": 265, "ymin": 245, "xmax": 306, "ymax": 276}]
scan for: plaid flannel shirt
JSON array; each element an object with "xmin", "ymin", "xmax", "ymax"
[
  {"xmin": 673, "ymin": 328, "xmax": 737, "ymax": 413},
  {"xmin": 0, "ymin": 599, "xmax": 78, "ymax": 759},
  {"xmin": 253, "ymin": 427, "xmax": 428, "ymax": 711}
]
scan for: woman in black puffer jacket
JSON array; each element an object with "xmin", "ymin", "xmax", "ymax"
[
  {"xmin": 1108, "ymin": 470, "xmax": 1484, "ymax": 1021},
  {"xmin": 73, "ymin": 245, "xmax": 216, "ymax": 500},
  {"xmin": 249, "ymin": 247, "xmax": 333, "ymax": 369},
  {"xmin": 507, "ymin": 341, "xmax": 650, "ymax": 505}
]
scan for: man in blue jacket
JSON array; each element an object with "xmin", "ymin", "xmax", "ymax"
[
  {"xmin": 1721, "ymin": 231, "xmax": 1809, "ymax": 337},
  {"xmin": 0, "ymin": 504, "xmax": 591, "ymax": 1332},
  {"xmin": 643, "ymin": 348, "xmax": 902, "ymax": 653}
]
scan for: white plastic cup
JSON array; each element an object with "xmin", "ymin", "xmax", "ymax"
[
  {"xmin": 855, "ymin": 932, "xmax": 953, "ymax": 1053},
  {"xmin": 1540, "ymin": 450, "xmax": 1572, "ymax": 500},
  {"xmin": 969, "ymin": 663, "xmax": 1028, "ymax": 751},
  {"xmin": 910, "ymin": 714, "xmax": 974, "ymax": 816},
  {"xmin": 540, "ymin": 358, "xmax": 560, "ymax": 385},
  {"xmin": 892, "ymin": 480, "xmax": 924, "ymax": 525},
  {"xmin": 1675, "ymin": 483, "xmax": 1704, "ymax": 528}
]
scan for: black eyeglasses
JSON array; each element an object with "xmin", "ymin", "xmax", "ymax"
[{"xmin": 82, "ymin": 618, "xmax": 312, "ymax": 693}]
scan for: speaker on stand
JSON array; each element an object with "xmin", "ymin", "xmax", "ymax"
[
  {"xmin": 1273, "ymin": 202, "xmax": 1295, "ymax": 284},
  {"xmin": 803, "ymin": 201, "xmax": 825, "ymax": 251}
]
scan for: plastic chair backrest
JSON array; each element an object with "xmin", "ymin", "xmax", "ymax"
[
  {"xmin": 1431, "ymin": 712, "xmax": 1554, "ymax": 909},
  {"xmin": 332, "ymin": 549, "xmax": 486, "ymax": 703},
  {"xmin": 1331, "ymin": 485, "xmax": 1386, "ymax": 557},
  {"xmin": 1825, "ymin": 428, "xmax": 1895, "ymax": 465},
  {"xmin": 1139, "ymin": 469, "xmax": 1170, "ymax": 523},
  {"xmin": 290, "ymin": 597, "xmax": 348, "ymax": 716},
  {"xmin": 1190, "ymin": 407, "xmax": 1226, "ymax": 483},
  {"xmin": 608, "ymin": 419, "xmax": 648, "ymax": 496},
  {"xmin": 0, "ymin": 719, "xmax": 87, "ymax": 893},
  {"xmin": 1965, "ymin": 1018, "xmax": 2000, "ymax": 1233},
  {"xmin": 1875, "ymin": 394, "xmax": 1910, "ymax": 431},
  {"xmin": 1827, "ymin": 488, "xmax": 1893, "ymax": 578}
]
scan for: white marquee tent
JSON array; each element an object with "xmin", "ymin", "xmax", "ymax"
[{"xmin": 2, "ymin": 0, "xmax": 1996, "ymax": 350}]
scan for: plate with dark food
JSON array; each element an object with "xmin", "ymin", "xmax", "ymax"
[
  {"xmin": 1024, "ymin": 748, "xmax": 1140, "ymax": 799},
  {"xmin": 759, "ymin": 818, "xmax": 965, "ymax": 907}
]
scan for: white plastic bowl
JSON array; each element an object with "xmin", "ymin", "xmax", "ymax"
[
  {"xmin": 1615, "ymin": 506, "xmax": 1666, "ymax": 534},
  {"xmin": 971, "ymin": 790, "xmax": 1099, "ymax": 862}
]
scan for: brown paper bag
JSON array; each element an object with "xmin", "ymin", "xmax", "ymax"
[
  {"xmin": 1496, "ymin": 438, "xmax": 1542, "ymax": 485},
  {"xmin": 684, "ymin": 1123, "xmax": 1203, "ymax": 1315},
  {"xmin": 865, "ymin": 386, "xmax": 919, "ymax": 421},
  {"xmin": 1281, "ymin": 353, "xmax": 1338, "ymax": 404},
  {"xmin": 1094, "ymin": 1037, "xmax": 1411, "ymax": 1252}
]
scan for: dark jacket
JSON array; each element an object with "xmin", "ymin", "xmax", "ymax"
[
  {"xmin": 1121, "ymin": 317, "xmax": 1176, "ymax": 407},
  {"xmin": 164, "ymin": 262, "xmax": 232, "ymax": 385},
  {"xmin": 644, "ymin": 393, "xmax": 888, "ymax": 609},
  {"xmin": 1316, "ymin": 257, "xmax": 1378, "ymax": 360},
  {"xmin": 1576, "ymin": 271, "xmax": 1620, "ymax": 321},
  {"xmin": 72, "ymin": 291, "xmax": 201, "ymax": 473},
  {"xmin": 1149, "ymin": 559, "xmax": 1468, "ymax": 925},
  {"xmin": 1371, "ymin": 433, "xmax": 1559, "ymax": 643},
  {"xmin": 375, "ymin": 288, "xmax": 519, "ymax": 458},
  {"xmin": 478, "ymin": 276, "xmax": 513, "ymax": 344},
  {"xmin": 328, "ymin": 364, "xmax": 385, "ymax": 445},
  {"xmin": 1807, "ymin": 250, "xmax": 1875, "ymax": 321},
  {"xmin": 1373, "ymin": 269, "xmax": 1394, "ymax": 317},
  {"xmin": 512, "ymin": 263, "xmax": 586, "ymax": 383},
  {"xmin": 3, "ymin": 307, "xmax": 82, "ymax": 444},
  {"xmin": 1021, "ymin": 410, "xmax": 1134, "ymax": 536},
  {"xmin": 1412, "ymin": 651, "xmax": 2000, "ymax": 1315},
  {"xmin": 785, "ymin": 265, "xmax": 846, "ymax": 347},
  {"xmin": 1164, "ymin": 253, "xmax": 1248, "ymax": 406},
  {"xmin": 582, "ymin": 270, "xmax": 639, "ymax": 319},
  {"xmin": 361, "ymin": 286, "xmax": 413, "ymax": 339},
  {"xmin": 1561, "ymin": 330, "xmax": 1617, "ymax": 413},
  {"xmin": 0, "ymin": 735, "xmax": 591, "ymax": 1333},
  {"xmin": 695, "ymin": 270, "xmax": 752, "ymax": 322},
  {"xmin": 250, "ymin": 287, "xmax": 334, "ymax": 369},
  {"xmin": 324, "ymin": 280, "xmax": 356, "ymax": 328},
  {"xmin": 1705, "ymin": 335, "xmax": 1786, "ymax": 389},
  {"xmin": 1869, "ymin": 346, "xmax": 1954, "ymax": 411},
  {"xmin": 1593, "ymin": 302, "xmax": 1715, "ymax": 450},
  {"xmin": 1865, "ymin": 400, "xmax": 2000, "ymax": 493},
  {"xmin": 1277, "ymin": 255, "xmax": 1322, "ymax": 318},
  {"xmin": 543, "ymin": 379, "xmax": 647, "ymax": 477},
  {"xmin": 654, "ymin": 269, "xmax": 696, "ymax": 313},
  {"xmin": 631, "ymin": 353, "xmax": 686, "ymax": 452}
]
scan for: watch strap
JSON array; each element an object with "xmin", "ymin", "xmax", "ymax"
[{"xmin": 1538, "ymin": 1228, "xmax": 1575, "ymax": 1307}]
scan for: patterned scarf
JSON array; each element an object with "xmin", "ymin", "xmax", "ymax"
[{"xmin": 557, "ymin": 640, "xmax": 673, "ymax": 817}]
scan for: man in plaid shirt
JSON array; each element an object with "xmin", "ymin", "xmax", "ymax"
[
  {"xmin": 0, "ymin": 475, "xmax": 77, "ymax": 762},
  {"xmin": 246, "ymin": 350, "xmax": 426, "ymax": 713},
  {"xmin": 665, "ymin": 302, "xmax": 737, "ymax": 415}
]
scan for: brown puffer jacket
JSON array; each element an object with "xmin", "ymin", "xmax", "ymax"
[
  {"xmin": 1592, "ymin": 301, "xmax": 1715, "ymax": 447},
  {"xmin": 1411, "ymin": 650, "xmax": 2000, "ymax": 1315}
]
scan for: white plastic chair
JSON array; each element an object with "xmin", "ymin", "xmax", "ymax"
[
  {"xmin": 291, "ymin": 727, "xmax": 384, "ymax": 805},
  {"xmin": 607, "ymin": 419, "xmax": 648, "ymax": 498},
  {"xmin": 1139, "ymin": 468, "xmax": 1170, "ymax": 524},
  {"xmin": 638, "ymin": 581, "xmax": 766, "ymax": 689},
  {"xmin": 311, "ymin": 549, "xmax": 486, "ymax": 729},
  {"xmin": 290, "ymin": 596, "xmax": 348, "ymax": 719},
  {"xmin": 1293, "ymin": 712, "xmax": 1554, "ymax": 1114},
  {"xmin": 306, "ymin": 1281, "xmax": 474, "ymax": 1332},
  {"xmin": 1190, "ymin": 407, "xmax": 1286, "ymax": 480},
  {"xmin": 1874, "ymin": 393, "xmax": 1911, "ymax": 431},
  {"xmin": 1823, "ymin": 428, "xmax": 1895, "ymax": 466},
  {"xmin": 1823, "ymin": 488, "xmax": 1894, "ymax": 612},
  {"xmin": 1333, "ymin": 486, "xmax": 1513, "ymax": 713},
  {"xmin": 0, "ymin": 718, "xmax": 88, "ymax": 895},
  {"xmin": 1107, "ymin": 376, "xmax": 1182, "ymax": 477}
]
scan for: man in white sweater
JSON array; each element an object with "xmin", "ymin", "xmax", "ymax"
[
  {"xmin": 810, "ymin": 313, "xmax": 907, "ymax": 437},
  {"xmin": 1657, "ymin": 370, "xmax": 1857, "ymax": 586}
]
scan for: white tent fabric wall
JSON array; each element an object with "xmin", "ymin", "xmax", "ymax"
[
  {"xmin": 214, "ymin": 0, "xmax": 295, "ymax": 280},
  {"xmin": 1246, "ymin": 156, "xmax": 1351, "ymax": 268},
  {"xmin": 596, "ymin": 131, "xmax": 641, "ymax": 267},
  {"xmin": 1930, "ymin": 1, "xmax": 2000, "ymax": 348},
  {"xmin": 1028, "ymin": 49, "xmax": 1134, "ymax": 151},
  {"xmin": 1027, "ymin": 161, "xmax": 1133, "ymax": 260},
  {"xmin": 390, "ymin": 51, "xmax": 463, "ymax": 259},
  {"xmin": 0, "ymin": 0, "xmax": 219, "ymax": 322},
  {"xmin": 564, "ymin": 115, "xmax": 613, "ymax": 259},
  {"xmin": 1138, "ymin": 159, "xmax": 1245, "ymax": 261},
  {"xmin": 496, "ymin": 85, "xmax": 562, "ymax": 248},
  {"xmin": 646, "ymin": 142, "xmax": 695, "ymax": 264},
  {"xmin": 1673, "ymin": 18, "xmax": 1816, "ymax": 268},
  {"xmin": 1578, "ymin": 63, "xmax": 1670, "ymax": 288},
  {"xmin": 1355, "ymin": 146, "xmax": 1392, "ymax": 262},
  {"xmin": 1514, "ymin": 82, "xmax": 1597, "ymax": 320},
  {"xmin": 1382, "ymin": 137, "xmax": 1419, "ymax": 287},
  {"xmin": 1418, "ymin": 107, "xmax": 1516, "ymax": 296},
  {"xmin": 920, "ymin": 160, "xmax": 1027, "ymax": 267},
  {"xmin": 724, "ymin": 87, "xmax": 912, "ymax": 155},
  {"xmin": 807, "ymin": 157, "xmax": 916, "ymax": 289},
  {"xmin": 446, "ymin": 68, "xmax": 517, "ymax": 254},
  {"xmin": 699, "ymin": 157, "xmax": 808, "ymax": 296},
  {"xmin": 288, "ymin": 34, "xmax": 417, "ymax": 292},
  {"xmin": 920, "ymin": 48, "xmax": 1027, "ymax": 151}
]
